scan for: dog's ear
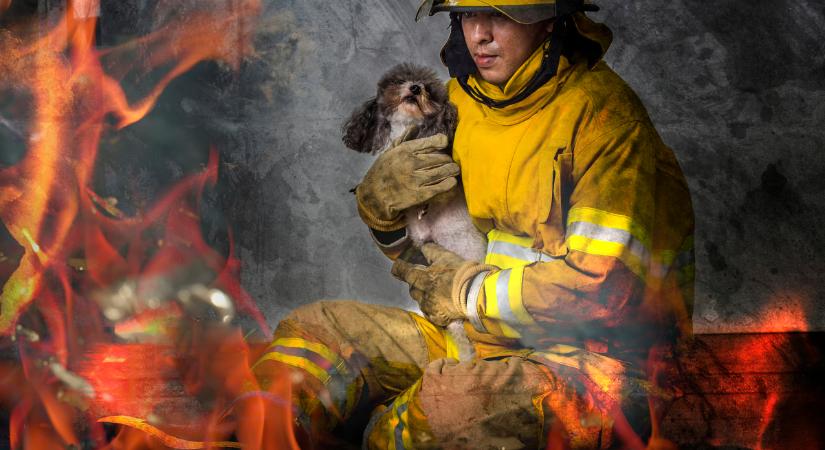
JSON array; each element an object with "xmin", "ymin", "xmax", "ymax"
[
  {"xmin": 342, "ymin": 98, "xmax": 378, "ymax": 153},
  {"xmin": 419, "ymin": 100, "xmax": 458, "ymax": 146},
  {"xmin": 442, "ymin": 101, "xmax": 458, "ymax": 143}
]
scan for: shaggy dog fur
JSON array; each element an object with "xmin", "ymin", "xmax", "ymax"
[
  {"xmin": 342, "ymin": 64, "xmax": 487, "ymax": 361},
  {"xmin": 343, "ymin": 63, "xmax": 456, "ymax": 155},
  {"xmin": 342, "ymin": 63, "xmax": 487, "ymax": 263}
]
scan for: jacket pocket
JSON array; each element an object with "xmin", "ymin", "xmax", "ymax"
[{"xmin": 535, "ymin": 146, "xmax": 573, "ymax": 257}]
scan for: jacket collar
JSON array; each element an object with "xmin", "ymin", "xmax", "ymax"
[
  {"xmin": 466, "ymin": 44, "xmax": 574, "ymax": 125},
  {"xmin": 461, "ymin": 12, "xmax": 611, "ymax": 125}
]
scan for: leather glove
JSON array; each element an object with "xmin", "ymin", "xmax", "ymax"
[
  {"xmin": 355, "ymin": 134, "xmax": 459, "ymax": 231},
  {"xmin": 392, "ymin": 243, "xmax": 492, "ymax": 327}
]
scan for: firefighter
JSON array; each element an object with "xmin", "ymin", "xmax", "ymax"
[{"xmin": 250, "ymin": 1, "xmax": 694, "ymax": 448}]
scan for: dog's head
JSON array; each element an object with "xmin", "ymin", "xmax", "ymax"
[{"xmin": 342, "ymin": 63, "xmax": 455, "ymax": 154}]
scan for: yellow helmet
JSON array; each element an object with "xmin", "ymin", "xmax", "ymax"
[{"xmin": 416, "ymin": 0, "xmax": 599, "ymax": 24}]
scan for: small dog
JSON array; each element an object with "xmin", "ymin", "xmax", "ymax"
[
  {"xmin": 342, "ymin": 63, "xmax": 486, "ymax": 262},
  {"xmin": 343, "ymin": 64, "xmax": 487, "ymax": 361}
]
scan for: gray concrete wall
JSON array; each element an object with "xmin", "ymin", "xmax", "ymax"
[{"xmin": 231, "ymin": 0, "xmax": 825, "ymax": 333}]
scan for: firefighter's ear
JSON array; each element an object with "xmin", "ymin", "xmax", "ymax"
[{"xmin": 342, "ymin": 97, "xmax": 379, "ymax": 153}]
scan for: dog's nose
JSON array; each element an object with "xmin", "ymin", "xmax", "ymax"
[{"xmin": 410, "ymin": 84, "xmax": 421, "ymax": 96}]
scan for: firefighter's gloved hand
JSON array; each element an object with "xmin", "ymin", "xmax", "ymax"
[
  {"xmin": 355, "ymin": 134, "xmax": 459, "ymax": 231},
  {"xmin": 392, "ymin": 243, "xmax": 469, "ymax": 327}
]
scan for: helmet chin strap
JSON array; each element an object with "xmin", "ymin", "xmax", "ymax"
[{"xmin": 443, "ymin": 13, "xmax": 567, "ymax": 109}]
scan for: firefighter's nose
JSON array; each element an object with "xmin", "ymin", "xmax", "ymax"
[{"xmin": 410, "ymin": 84, "xmax": 421, "ymax": 96}]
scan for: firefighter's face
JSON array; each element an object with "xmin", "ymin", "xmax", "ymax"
[{"xmin": 461, "ymin": 11, "xmax": 552, "ymax": 87}]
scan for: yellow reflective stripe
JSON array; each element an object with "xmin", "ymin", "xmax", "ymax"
[
  {"xmin": 388, "ymin": 379, "xmax": 420, "ymax": 450},
  {"xmin": 485, "ymin": 252, "xmax": 531, "ymax": 269},
  {"xmin": 443, "ymin": 328, "xmax": 460, "ymax": 360},
  {"xmin": 483, "ymin": 271, "xmax": 502, "ymax": 319},
  {"xmin": 567, "ymin": 221, "xmax": 650, "ymax": 261},
  {"xmin": 271, "ymin": 337, "xmax": 344, "ymax": 372},
  {"xmin": 566, "ymin": 234, "xmax": 625, "ymax": 258},
  {"xmin": 487, "ymin": 229, "xmax": 534, "ymax": 247},
  {"xmin": 486, "ymin": 229, "xmax": 561, "ymax": 268},
  {"xmin": 534, "ymin": 344, "xmax": 630, "ymax": 398},
  {"xmin": 507, "ymin": 266, "xmax": 535, "ymax": 326},
  {"xmin": 254, "ymin": 352, "xmax": 330, "ymax": 384},
  {"xmin": 393, "ymin": 404, "xmax": 411, "ymax": 450},
  {"xmin": 567, "ymin": 207, "xmax": 651, "ymax": 249},
  {"xmin": 387, "ymin": 408, "xmax": 400, "ymax": 450},
  {"xmin": 482, "ymin": 270, "xmax": 523, "ymax": 338},
  {"xmin": 566, "ymin": 234, "xmax": 646, "ymax": 278},
  {"xmin": 498, "ymin": 322, "xmax": 521, "ymax": 338}
]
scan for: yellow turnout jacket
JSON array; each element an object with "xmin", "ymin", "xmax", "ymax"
[{"xmin": 451, "ymin": 23, "xmax": 694, "ymax": 359}]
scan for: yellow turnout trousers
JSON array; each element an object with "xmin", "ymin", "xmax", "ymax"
[{"xmin": 252, "ymin": 300, "xmax": 649, "ymax": 449}]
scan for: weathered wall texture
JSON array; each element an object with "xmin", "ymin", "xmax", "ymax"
[
  {"xmin": 223, "ymin": 1, "xmax": 455, "ymax": 323},
  {"xmin": 5, "ymin": 0, "xmax": 822, "ymax": 333},
  {"xmin": 228, "ymin": 0, "xmax": 825, "ymax": 333},
  {"xmin": 597, "ymin": 1, "xmax": 825, "ymax": 332}
]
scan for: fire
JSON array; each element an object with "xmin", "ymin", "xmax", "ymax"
[
  {"xmin": 0, "ymin": 0, "xmax": 299, "ymax": 448},
  {"xmin": 0, "ymin": 0, "xmax": 262, "ymax": 332},
  {"xmin": 755, "ymin": 392, "xmax": 779, "ymax": 450}
]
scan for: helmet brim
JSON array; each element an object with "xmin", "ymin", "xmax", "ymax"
[
  {"xmin": 417, "ymin": 0, "xmax": 598, "ymax": 24},
  {"xmin": 437, "ymin": 4, "xmax": 556, "ymax": 24}
]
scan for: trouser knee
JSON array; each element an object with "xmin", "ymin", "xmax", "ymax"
[
  {"xmin": 255, "ymin": 302, "xmax": 365, "ymax": 429},
  {"xmin": 364, "ymin": 356, "xmax": 646, "ymax": 450},
  {"xmin": 365, "ymin": 357, "xmax": 549, "ymax": 449},
  {"xmin": 255, "ymin": 301, "xmax": 429, "ymax": 440}
]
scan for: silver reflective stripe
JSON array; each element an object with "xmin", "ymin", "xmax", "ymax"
[
  {"xmin": 466, "ymin": 271, "xmax": 489, "ymax": 333},
  {"xmin": 495, "ymin": 269, "xmax": 519, "ymax": 327},
  {"xmin": 488, "ymin": 240, "xmax": 537, "ymax": 261},
  {"xmin": 394, "ymin": 402, "xmax": 408, "ymax": 450},
  {"xmin": 487, "ymin": 239, "xmax": 561, "ymax": 263},
  {"xmin": 566, "ymin": 221, "xmax": 651, "ymax": 263}
]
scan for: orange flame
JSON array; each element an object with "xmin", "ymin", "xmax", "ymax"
[
  {"xmin": 98, "ymin": 416, "xmax": 242, "ymax": 449},
  {"xmin": 755, "ymin": 392, "xmax": 780, "ymax": 450},
  {"xmin": 0, "ymin": 0, "xmax": 262, "ymax": 333},
  {"xmin": 0, "ymin": 0, "xmax": 307, "ymax": 448}
]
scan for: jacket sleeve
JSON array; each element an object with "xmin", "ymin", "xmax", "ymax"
[
  {"xmin": 469, "ymin": 120, "xmax": 664, "ymax": 343},
  {"xmin": 369, "ymin": 227, "xmax": 411, "ymax": 261}
]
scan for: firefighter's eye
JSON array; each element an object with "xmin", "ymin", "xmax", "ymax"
[{"xmin": 461, "ymin": 12, "xmax": 477, "ymax": 19}]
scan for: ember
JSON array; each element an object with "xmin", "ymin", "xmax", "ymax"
[{"xmin": 0, "ymin": 0, "xmax": 297, "ymax": 448}]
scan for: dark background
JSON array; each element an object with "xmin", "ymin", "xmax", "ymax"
[{"xmin": 2, "ymin": 0, "xmax": 824, "ymax": 333}]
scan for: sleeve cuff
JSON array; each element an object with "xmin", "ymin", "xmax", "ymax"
[
  {"xmin": 355, "ymin": 186, "xmax": 406, "ymax": 232},
  {"xmin": 370, "ymin": 228, "xmax": 408, "ymax": 248},
  {"xmin": 369, "ymin": 227, "xmax": 410, "ymax": 261},
  {"xmin": 465, "ymin": 271, "xmax": 489, "ymax": 334},
  {"xmin": 451, "ymin": 263, "xmax": 497, "ymax": 334}
]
